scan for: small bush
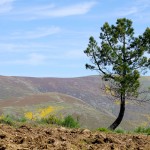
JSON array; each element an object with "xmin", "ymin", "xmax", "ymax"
[
  {"xmin": 0, "ymin": 113, "xmax": 80, "ymax": 129},
  {"xmin": 61, "ymin": 115, "xmax": 80, "ymax": 128},
  {"xmin": 134, "ymin": 127, "xmax": 145, "ymax": 133},
  {"xmin": 114, "ymin": 128, "xmax": 125, "ymax": 134},
  {"xmin": 0, "ymin": 115, "xmax": 14, "ymax": 125},
  {"xmin": 17, "ymin": 117, "xmax": 27, "ymax": 123},
  {"xmin": 37, "ymin": 115, "xmax": 80, "ymax": 128},
  {"xmin": 39, "ymin": 115, "xmax": 62, "ymax": 125},
  {"xmin": 97, "ymin": 127, "xmax": 110, "ymax": 132},
  {"xmin": 134, "ymin": 126, "xmax": 150, "ymax": 135}
]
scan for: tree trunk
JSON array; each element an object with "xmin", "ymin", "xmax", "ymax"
[{"xmin": 108, "ymin": 94, "xmax": 125, "ymax": 130}]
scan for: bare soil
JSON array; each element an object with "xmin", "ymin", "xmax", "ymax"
[{"xmin": 0, "ymin": 124, "xmax": 150, "ymax": 150}]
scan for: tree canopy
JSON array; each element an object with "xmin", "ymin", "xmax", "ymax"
[{"xmin": 84, "ymin": 18, "xmax": 150, "ymax": 130}]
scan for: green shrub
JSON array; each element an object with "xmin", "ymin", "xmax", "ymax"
[
  {"xmin": 0, "ymin": 115, "xmax": 14, "ymax": 125},
  {"xmin": 38, "ymin": 115, "xmax": 61, "ymax": 125},
  {"xmin": 97, "ymin": 127, "xmax": 110, "ymax": 132},
  {"xmin": 17, "ymin": 117, "xmax": 27, "ymax": 123},
  {"xmin": 114, "ymin": 128, "xmax": 125, "ymax": 134},
  {"xmin": 61, "ymin": 115, "xmax": 80, "ymax": 128},
  {"xmin": 0, "ymin": 114, "xmax": 80, "ymax": 129},
  {"xmin": 97, "ymin": 127, "xmax": 126, "ymax": 133},
  {"xmin": 38, "ymin": 115, "xmax": 80, "ymax": 128},
  {"xmin": 134, "ymin": 127, "xmax": 144, "ymax": 133},
  {"xmin": 134, "ymin": 126, "xmax": 150, "ymax": 135}
]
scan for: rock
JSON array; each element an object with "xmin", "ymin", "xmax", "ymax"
[
  {"xmin": 57, "ymin": 127, "xmax": 67, "ymax": 132},
  {"xmin": 81, "ymin": 129, "xmax": 91, "ymax": 135},
  {"xmin": 59, "ymin": 135, "xmax": 67, "ymax": 141}
]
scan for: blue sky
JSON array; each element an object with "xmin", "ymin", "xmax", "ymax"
[{"xmin": 0, "ymin": 0, "xmax": 150, "ymax": 77}]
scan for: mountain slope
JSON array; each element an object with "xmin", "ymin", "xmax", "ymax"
[
  {"xmin": 0, "ymin": 75, "xmax": 150, "ymax": 129},
  {"xmin": 0, "ymin": 92, "xmax": 117, "ymax": 129}
]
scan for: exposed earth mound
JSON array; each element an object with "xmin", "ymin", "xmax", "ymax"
[{"xmin": 0, "ymin": 124, "xmax": 150, "ymax": 150}]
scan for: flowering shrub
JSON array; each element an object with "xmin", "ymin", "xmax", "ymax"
[{"xmin": 24, "ymin": 112, "xmax": 34, "ymax": 120}]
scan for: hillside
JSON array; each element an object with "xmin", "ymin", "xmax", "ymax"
[
  {"xmin": 0, "ymin": 92, "xmax": 115, "ymax": 129},
  {"xmin": 0, "ymin": 75, "xmax": 150, "ymax": 130}
]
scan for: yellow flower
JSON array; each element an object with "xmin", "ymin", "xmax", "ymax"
[
  {"xmin": 24, "ymin": 112, "xmax": 33, "ymax": 120},
  {"xmin": 0, "ymin": 114, "xmax": 5, "ymax": 120},
  {"xmin": 39, "ymin": 106, "xmax": 54, "ymax": 118}
]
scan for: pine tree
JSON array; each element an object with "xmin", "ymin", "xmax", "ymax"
[{"xmin": 84, "ymin": 18, "xmax": 150, "ymax": 130}]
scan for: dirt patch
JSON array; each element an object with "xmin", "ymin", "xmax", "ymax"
[{"xmin": 0, "ymin": 124, "xmax": 150, "ymax": 150}]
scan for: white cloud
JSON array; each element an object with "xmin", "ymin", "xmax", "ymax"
[
  {"xmin": 41, "ymin": 2, "xmax": 97, "ymax": 17},
  {"xmin": 26, "ymin": 53, "xmax": 47, "ymax": 65},
  {"xmin": 15, "ymin": 4, "xmax": 55, "ymax": 19},
  {"xmin": 100, "ymin": 0, "xmax": 150, "ymax": 20},
  {"xmin": 135, "ymin": 0, "xmax": 150, "ymax": 6},
  {"xmin": 0, "ymin": 42, "xmax": 58, "ymax": 53},
  {"xmin": 133, "ymin": 0, "xmax": 150, "ymax": 19},
  {"xmin": 12, "ymin": 1, "xmax": 96, "ymax": 19},
  {"xmin": 0, "ymin": 43, "xmax": 16, "ymax": 52},
  {"xmin": 115, "ymin": 7, "xmax": 138, "ymax": 17},
  {"xmin": 1, "ymin": 53, "xmax": 48, "ymax": 65},
  {"xmin": 0, "ymin": 0, "xmax": 15, "ymax": 14},
  {"xmin": 0, "ymin": 0, "xmax": 13, "ymax": 5},
  {"xmin": 10, "ymin": 26, "xmax": 61, "ymax": 39}
]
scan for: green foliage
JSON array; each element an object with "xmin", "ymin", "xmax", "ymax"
[
  {"xmin": 0, "ymin": 115, "xmax": 14, "ymax": 125},
  {"xmin": 134, "ymin": 126, "xmax": 150, "ymax": 135},
  {"xmin": 97, "ymin": 127, "xmax": 110, "ymax": 132},
  {"xmin": 84, "ymin": 18, "xmax": 150, "ymax": 97},
  {"xmin": 37, "ymin": 115, "xmax": 80, "ymax": 128},
  {"xmin": 97, "ymin": 127, "xmax": 126, "ymax": 134},
  {"xmin": 114, "ymin": 128, "xmax": 126, "ymax": 134},
  {"xmin": 17, "ymin": 117, "xmax": 27, "ymax": 123},
  {"xmin": 61, "ymin": 115, "xmax": 80, "ymax": 128},
  {"xmin": 0, "ymin": 114, "xmax": 80, "ymax": 129},
  {"xmin": 38, "ymin": 115, "xmax": 62, "ymax": 125}
]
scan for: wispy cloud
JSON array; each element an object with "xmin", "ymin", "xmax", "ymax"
[
  {"xmin": 0, "ymin": 0, "xmax": 15, "ymax": 14},
  {"xmin": 12, "ymin": 1, "xmax": 96, "ymax": 19},
  {"xmin": 41, "ymin": 2, "xmax": 97, "ymax": 17},
  {"xmin": 115, "ymin": 7, "xmax": 138, "ymax": 17},
  {"xmin": 10, "ymin": 26, "xmax": 61, "ymax": 39},
  {"xmin": 0, "ymin": 51, "xmax": 85, "ymax": 66},
  {"xmin": 99, "ymin": 0, "xmax": 150, "ymax": 20},
  {"xmin": 133, "ymin": 0, "xmax": 150, "ymax": 20},
  {"xmin": 1, "ymin": 53, "xmax": 48, "ymax": 65},
  {"xmin": 0, "ymin": 42, "xmax": 57, "ymax": 52},
  {"xmin": 135, "ymin": 0, "xmax": 150, "ymax": 6},
  {"xmin": 24, "ymin": 53, "xmax": 47, "ymax": 65}
]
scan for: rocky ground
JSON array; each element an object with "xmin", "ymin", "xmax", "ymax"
[{"xmin": 0, "ymin": 124, "xmax": 150, "ymax": 150}]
